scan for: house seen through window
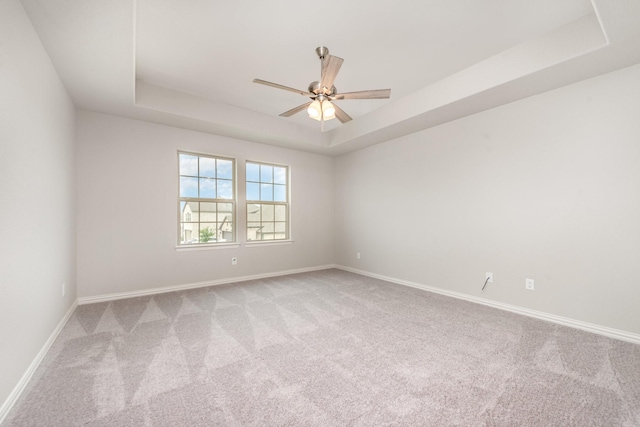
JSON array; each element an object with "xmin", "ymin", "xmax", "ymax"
[{"xmin": 178, "ymin": 152, "xmax": 235, "ymax": 245}]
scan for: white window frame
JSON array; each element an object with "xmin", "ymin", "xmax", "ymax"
[
  {"xmin": 245, "ymin": 160, "xmax": 290, "ymax": 242},
  {"xmin": 177, "ymin": 151, "xmax": 236, "ymax": 247}
]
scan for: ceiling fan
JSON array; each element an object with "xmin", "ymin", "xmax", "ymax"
[{"xmin": 253, "ymin": 46, "xmax": 391, "ymax": 125}]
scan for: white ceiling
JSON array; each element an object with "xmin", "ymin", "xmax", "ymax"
[{"xmin": 20, "ymin": 0, "xmax": 640, "ymax": 155}]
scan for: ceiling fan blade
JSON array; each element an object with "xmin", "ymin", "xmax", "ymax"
[
  {"xmin": 253, "ymin": 79, "xmax": 311, "ymax": 96},
  {"xmin": 320, "ymin": 55, "xmax": 343, "ymax": 91},
  {"xmin": 333, "ymin": 89, "xmax": 391, "ymax": 100},
  {"xmin": 332, "ymin": 103, "xmax": 352, "ymax": 123},
  {"xmin": 279, "ymin": 102, "xmax": 311, "ymax": 117}
]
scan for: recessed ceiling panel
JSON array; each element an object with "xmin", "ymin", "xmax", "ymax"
[{"xmin": 135, "ymin": 0, "xmax": 593, "ymax": 129}]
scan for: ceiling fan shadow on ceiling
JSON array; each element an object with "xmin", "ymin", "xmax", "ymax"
[{"xmin": 253, "ymin": 46, "xmax": 391, "ymax": 129}]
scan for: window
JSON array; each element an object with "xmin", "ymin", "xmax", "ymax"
[
  {"xmin": 246, "ymin": 161, "xmax": 289, "ymax": 241},
  {"xmin": 178, "ymin": 152, "xmax": 235, "ymax": 245}
]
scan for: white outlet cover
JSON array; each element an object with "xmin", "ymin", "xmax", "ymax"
[{"xmin": 525, "ymin": 278, "xmax": 535, "ymax": 290}]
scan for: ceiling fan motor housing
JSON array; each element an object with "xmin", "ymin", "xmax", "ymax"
[{"xmin": 308, "ymin": 81, "xmax": 336, "ymax": 98}]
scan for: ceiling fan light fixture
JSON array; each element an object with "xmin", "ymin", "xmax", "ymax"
[
  {"xmin": 322, "ymin": 100, "xmax": 336, "ymax": 119},
  {"xmin": 307, "ymin": 100, "xmax": 322, "ymax": 120}
]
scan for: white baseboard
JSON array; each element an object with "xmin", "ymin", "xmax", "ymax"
[
  {"xmin": 0, "ymin": 300, "xmax": 78, "ymax": 424},
  {"xmin": 77, "ymin": 264, "xmax": 338, "ymax": 305},
  {"xmin": 337, "ymin": 265, "xmax": 640, "ymax": 346}
]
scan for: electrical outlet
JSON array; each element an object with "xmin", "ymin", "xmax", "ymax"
[
  {"xmin": 525, "ymin": 278, "xmax": 535, "ymax": 291},
  {"xmin": 231, "ymin": 257, "xmax": 238, "ymax": 266},
  {"xmin": 486, "ymin": 272, "xmax": 493, "ymax": 283},
  {"xmin": 356, "ymin": 252, "xmax": 361, "ymax": 259},
  {"xmin": 62, "ymin": 283, "xmax": 66, "ymax": 297}
]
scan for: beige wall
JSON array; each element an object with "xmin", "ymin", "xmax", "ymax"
[
  {"xmin": 75, "ymin": 110, "xmax": 335, "ymax": 298},
  {"xmin": 0, "ymin": 0, "xmax": 77, "ymax": 412},
  {"xmin": 335, "ymin": 63, "xmax": 640, "ymax": 335}
]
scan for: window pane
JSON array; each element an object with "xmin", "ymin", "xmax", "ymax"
[
  {"xmin": 217, "ymin": 179, "xmax": 233, "ymax": 199},
  {"xmin": 218, "ymin": 203, "xmax": 233, "ymax": 221},
  {"xmin": 190, "ymin": 202, "xmax": 201, "ymax": 222},
  {"xmin": 262, "ymin": 222, "xmax": 275, "ymax": 240},
  {"xmin": 217, "ymin": 159, "xmax": 233, "ymax": 179},
  {"xmin": 200, "ymin": 202, "xmax": 216, "ymax": 222},
  {"xmin": 274, "ymin": 205, "xmax": 286, "ymax": 221},
  {"xmin": 247, "ymin": 222, "xmax": 261, "ymax": 241},
  {"xmin": 274, "ymin": 184, "xmax": 286, "ymax": 202},
  {"xmin": 199, "ymin": 178, "xmax": 216, "ymax": 198},
  {"xmin": 180, "ymin": 177, "xmax": 198, "ymax": 198},
  {"xmin": 246, "ymin": 162, "xmax": 260, "ymax": 182},
  {"xmin": 182, "ymin": 202, "xmax": 198, "ymax": 222},
  {"xmin": 199, "ymin": 157, "xmax": 216, "ymax": 178},
  {"xmin": 260, "ymin": 165, "xmax": 273, "ymax": 183},
  {"xmin": 275, "ymin": 222, "xmax": 286, "ymax": 233},
  {"xmin": 247, "ymin": 204, "xmax": 260, "ymax": 221},
  {"xmin": 199, "ymin": 224, "xmax": 216, "ymax": 243},
  {"xmin": 247, "ymin": 182, "xmax": 260, "ymax": 200},
  {"xmin": 273, "ymin": 166, "xmax": 287, "ymax": 184},
  {"xmin": 179, "ymin": 154, "xmax": 198, "ymax": 176},
  {"xmin": 181, "ymin": 223, "xmax": 198, "ymax": 244},
  {"xmin": 260, "ymin": 183, "xmax": 273, "ymax": 201},
  {"xmin": 219, "ymin": 224, "xmax": 232, "ymax": 242},
  {"xmin": 261, "ymin": 204, "xmax": 274, "ymax": 221}
]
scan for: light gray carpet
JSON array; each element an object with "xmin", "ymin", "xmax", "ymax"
[{"xmin": 5, "ymin": 269, "xmax": 640, "ymax": 426}]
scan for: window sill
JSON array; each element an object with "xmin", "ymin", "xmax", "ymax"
[
  {"xmin": 175, "ymin": 243, "xmax": 241, "ymax": 252},
  {"xmin": 244, "ymin": 240, "xmax": 294, "ymax": 248}
]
